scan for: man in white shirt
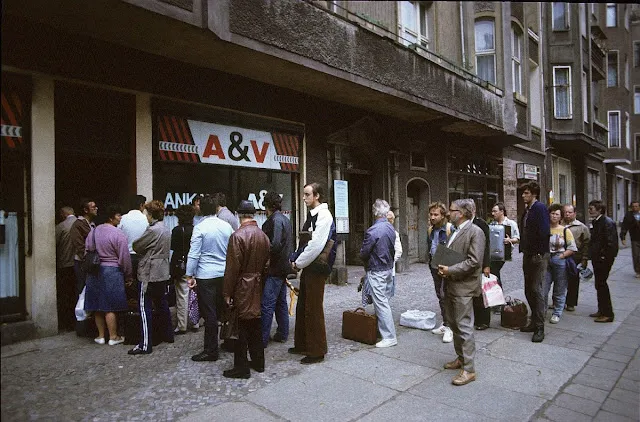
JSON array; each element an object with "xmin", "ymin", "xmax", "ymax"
[{"xmin": 119, "ymin": 195, "xmax": 149, "ymax": 280}]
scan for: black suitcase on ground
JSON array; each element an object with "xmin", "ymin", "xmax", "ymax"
[{"xmin": 123, "ymin": 310, "xmax": 164, "ymax": 346}]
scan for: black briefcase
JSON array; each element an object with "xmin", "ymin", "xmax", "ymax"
[{"xmin": 123, "ymin": 310, "xmax": 163, "ymax": 346}]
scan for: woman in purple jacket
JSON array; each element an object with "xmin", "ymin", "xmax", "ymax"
[{"xmin": 84, "ymin": 204, "xmax": 133, "ymax": 346}]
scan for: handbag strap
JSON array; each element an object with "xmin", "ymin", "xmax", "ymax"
[
  {"xmin": 181, "ymin": 226, "xmax": 186, "ymax": 261},
  {"xmin": 88, "ymin": 226, "xmax": 97, "ymax": 252}
]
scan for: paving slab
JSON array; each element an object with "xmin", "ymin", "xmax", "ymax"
[
  {"xmin": 245, "ymin": 365, "xmax": 397, "ymax": 422},
  {"xmin": 360, "ymin": 392, "xmax": 492, "ymax": 422},
  {"xmin": 324, "ymin": 350, "xmax": 438, "ymax": 391},
  {"xmin": 601, "ymin": 397, "xmax": 640, "ymax": 420},
  {"xmin": 552, "ymin": 392, "xmax": 602, "ymax": 417},
  {"xmin": 408, "ymin": 371, "xmax": 547, "ymax": 421},
  {"xmin": 586, "ymin": 357, "xmax": 629, "ymax": 372},
  {"xmin": 608, "ymin": 387, "xmax": 640, "ymax": 405},
  {"xmin": 543, "ymin": 404, "xmax": 594, "ymax": 422},
  {"xmin": 562, "ymin": 383, "xmax": 609, "ymax": 404},
  {"xmin": 614, "ymin": 377, "xmax": 639, "ymax": 393},
  {"xmin": 484, "ymin": 336, "xmax": 591, "ymax": 373},
  {"xmin": 593, "ymin": 410, "xmax": 637, "ymax": 422},
  {"xmin": 371, "ymin": 330, "xmax": 455, "ymax": 370},
  {"xmin": 580, "ymin": 364, "xmax": 624, "ymax": 380},
  {"xmin": 606, "ymin": 334, "xmax": 640, "ymax": 349},
  {"xmin": 593, "ymin": 350, "xmax": 634, "ymax": 364},
  {"xmin": 178, "ymin": 401, "xmax": 279, "ymax": 422}
]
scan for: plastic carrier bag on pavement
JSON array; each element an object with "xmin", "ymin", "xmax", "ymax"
[
  {"xmin": 400, "ymin": 310, "xmax": 436, "ymax": 330},
  {"xmin": 481, "ymin": 273, "xmax": 506, "ymax": 308}
]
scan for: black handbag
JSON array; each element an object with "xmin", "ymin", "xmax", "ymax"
[
  {"xmin": 82, "ymin": 229, "xmax": 100, "ymax": 274},
  {"xmin": 171, "ymin": 226, "xmax": 187, "ymax": 277}
]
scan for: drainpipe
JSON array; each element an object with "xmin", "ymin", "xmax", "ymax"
[
  {"xmin": 540, "ymin": 3, "xmax": 551, "ymax": 204},
  {"xmin": 459, "ymin": 1, "xmax": 466, "ymax": 68}
]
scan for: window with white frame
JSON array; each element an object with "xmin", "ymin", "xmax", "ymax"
[
  {"xmin": 625, "ymin": 112, "xmax": 630, "ymax": 148},
  {"xmin": 587, "ymin": 168, "xmax": 600, "ymax": 203},
  {"xmin": 579, "ymin": 4, "xmax": 586, "ymax": 38},
  {"xmin": 635, "ymin": 134, "xmax": 640, "ymax": 161},
  {"xmin": 582, "ymin": 71, "xmax": 588, "ymax": 122},
  {"xmin": 399, "ymin": 1, "xmax": 429, "ymax": 48},
  {"xmin": 624, "ymin": 5, "xmax": 629, "ymax": 30},
  {"xmin": 608, "ymin": 111, "xmax": 620, "ymax": 147},
  {"xmin": 553, "ymin": 66, "xmax": 572, "ymax": 118},
  {"xmin": 607, "ymin": 51, "xmax": 618, "ymax": 87},
  {"xmin": 512, "ymin": 25, "xmax": 523, "ymax": 94},
  {"xmin": 606, "ymin": 3, "xmax": 617, "ymax": 27},
  {"xmin": 635, "ymin": 86, "xmax": 640, "ymax": 114},
  {"xmin": 475, "ymin": 19, "xmax": 496, "ymax": 84},
  {"xmin": 552, "ymin": 3, "xmax": 569, "ymax": 31},
  {"xmin": 634, "ymin": 42, "xmax": 640, "ymax": 68}
]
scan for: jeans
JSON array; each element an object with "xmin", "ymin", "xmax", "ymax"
[
  {"xmin": 544, "ymin": 254, "xmax": 568, "ymax": 317},
  {"xmin": 261, "ymin": 276, "xmax": 289, "ymax": 347},
  {"xmin": 367, "ymin": 269, "xmax": 396, "ymax": 340},
  {"xmin": 197, "ymin": 277, "xmax": 224, "ymax": 355},
  {"xmin": 523, "ymin": 253, "xmax": 549, "ymax": 330},
  {"xmin": 138, "ymin": 281, "xmax": 173, "ymax": 352},
  {"xmin": 429, "ymin": 267, "xmax": 448, "ymax": 326}
]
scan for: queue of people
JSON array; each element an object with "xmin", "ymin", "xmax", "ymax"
[{"xmin": 54, "ymin": 180, "xmax": 627, "ymax": 385}]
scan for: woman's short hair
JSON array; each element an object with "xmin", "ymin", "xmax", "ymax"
[
  {"xmin": 304, "ymin": 182, "xmax": 326, "ymax": 203},
  {"xmin": 372, "ymin": 199, "xmax": 390, "ymax": 219},
  {"xmin": 144, "ymin": 200, "xmax": 165, "ymax": 221},
  {"xmin": 454, "ymin": 198, "xmax": 475, "ymax": 220},
  {"xmin": 200, "ymin": 194, "xmax": 218, "ymax": 216},
  {"xmin": 263, "ymin": 191, "xmax": 283, "ymax": 211},
  {"xmin": 548, "ymin": 203, "xmax": 563, "ymax": 214},
  {"xmin": 105, "ymin": 204, "xmax": 123, "ymax": 221},
  {"xmin": 175, "ymin": 204, "xmax": 195, "ymax": 225}
]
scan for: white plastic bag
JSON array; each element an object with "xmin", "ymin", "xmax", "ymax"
[
  {"xmin": 482, "ymin": 273, "xmax": 506, "ymax": 308},
  {"xmin": 400, "ymin": 309, "xmax": 436, "ymax": 330},
  {"xmin": 75, "ymin": 286, "xmax": 87, "ymax": 321}
]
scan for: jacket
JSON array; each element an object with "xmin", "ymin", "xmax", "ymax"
[
  {"xmin": 262, "ymin": 210, "xmax": 294, "ymax": 277},
  {"xmin": 445, "ymin": 220, "xmax": 485, "ymax": 297},
  {"xmin": 565, "ymin": 219, "xmax": 590, "ymax": 263},
  {"xmin": 589, "ymin": 215, "xmax": 619, "ymax": 264},
  {"xmin": 56, "ymin": 215, "xmax": 77, "ymax": 268},
  {"xmin": 133, "ymin": 220, "xmax": 171, "ymax": 291},
  {"xmin": 185, "ymin": 216, "xmax": 233, "ymax": 279},
  {"xmin": 223, "ymin": 220, "xmax": 271, "ymax": 320},
  {"xmin": 620, "ymin": 211, "xmax": 640, "ymax": 242},
  {"xmin": 170, "ymin": 223, "xmax": 193, "ymax": 276},
  {"xmin": 292, "ymin": 203, "xmax": 337, "ymax": 271},
  {"xmin": 520, "ymin": 200, "xmax": 551, "ymax": 256},
  {"xmin": 472, "ymin": 216, "xmax": 491, "ymax": 269},
  {"xmin": 70, "ymin": 217, "xmax": 93, "ymax": 261},
  {"xmin": 359, "ymin": 217, "xmax": 396, "ymax": 272}
]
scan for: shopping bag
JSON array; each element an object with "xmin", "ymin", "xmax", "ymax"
[
  {"xmin": 188, "ymin": 288, "xmax": 200, "ymax": 326},
  {"xmin": 399, "ymin": 310, "xmax": 436, "ymax": 330},
  {"xmin": 501, "ymin": 296, "xmax": 529, "ymax": 329},
  {"xmin": 75, "ymin": 286, "xmax": 88, "ymax": 321},
  {"xmin": 481, "ymin": 274, "xmax": 506, "ymax": 308}
]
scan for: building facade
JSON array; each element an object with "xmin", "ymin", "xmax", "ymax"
[{"xmin": 0, "ymin": 0, "xmax": 635, "ymax": 343}]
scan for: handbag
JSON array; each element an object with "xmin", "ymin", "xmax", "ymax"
[
  {"xmin": 171, "ymin": 226, "xmax": 187, "ymax": 278},
  {"xmin": 563, "ymin": 227, "xmax": 579, "ymax": 279},
  {"xmin": 82, "ymin": 229, "xmax": 100, "ymax": 274},
  {"xmin": 342, "ymin": 307, "xmax": 378, "ymax": 345},
  {"xmin": 188, "ymin": 287, "xmax": 200, "ymax": 326},
  {"xmin": 481, "ymin": 273, "xmax": 506, "ymax": 308},
  {"xmin": 219, "ymin": 305, "xmax": 239, "ymax": 340},
  {"xmin": 399, "ymin": 310, "xmax": 436, "ymax": 330},
  {"xmin": 500, "ymin": 296, "xmax": 529, "ymax": 329}
]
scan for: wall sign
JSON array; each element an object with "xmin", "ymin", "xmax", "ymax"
[
  {"xmin": 157, "ymin": 115, "xmax": 300, "ymax": 172},
  {"xmin": 334, "ymin": 180, "xmax": 349, "ymax": 234},
  {"xmin": 516, "ymin": 163, "xmax": 539, "ymax": 180}
]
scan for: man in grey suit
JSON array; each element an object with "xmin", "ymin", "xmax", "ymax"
[{"xmin": 438, "ymin": 199, "xmax": 486, "ymax": 386}]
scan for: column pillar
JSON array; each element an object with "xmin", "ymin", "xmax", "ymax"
[
  {"xmin": 329, "ymin": 143, "xmax": 347, "ymax": 284},
  {"xmin": 30, "ymin": 76, "xmax": 57, "ymax": 336},
  {"xmin": 136, "ymin": 94, "xmax": 153, "ymax": 200}
]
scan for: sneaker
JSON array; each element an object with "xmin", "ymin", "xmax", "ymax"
[
  {"xmin": 108, "ymin": 337, "xmax": 124, "ymax": 346},
  {"xmin": 375, "ymin": 338, "xmax": 398, "ymax": 348},
  {"xmin": 431, "ymin": 324, "xmax": 446, "ymax": 335},
  {"xmin": 94, "ymin": 337, "xmax": 105, "ymax": 345},
  {"xmin": 442, "ymin": 327, "xmax": 453, "ymax": 343},
  {"xmin": 550, "ymin": 315, "xmax": 560, "ymax": 324}
]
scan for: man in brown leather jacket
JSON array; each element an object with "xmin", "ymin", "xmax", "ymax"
[{"xmin": 222, "ymin": 200, "xmax": 270, "ymax": 379}]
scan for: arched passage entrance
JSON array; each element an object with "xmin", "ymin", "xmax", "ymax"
[{"xmin": 406, "ymin": 178, "xmax": 430, "ymax": 264}]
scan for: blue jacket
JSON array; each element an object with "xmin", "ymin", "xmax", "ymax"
[
  {"xmin": 519, "ymin": 200, "xmax": 551, "ymax": 256},
  {"xmin": 359, "ymin": 218, "xmax": 396, "ymax": 272}
]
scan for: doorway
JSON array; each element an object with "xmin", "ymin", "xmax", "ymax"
[
  {"xmin": 346, "ymin": 173, "xmax": 371, "ymax": 265},
  {"xmin": 406, "ymin": 178, "xmax": 430, "ymax": 264}
]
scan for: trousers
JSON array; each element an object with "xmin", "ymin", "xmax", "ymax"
[
  {"xmin": 522, "ymin": 253, "xmax": 549, "ymax": 330},
  {"xmin": 234, "ymin": 318, "xmax": 264, "ymax": 374},
  {"xmin": 138, "ymin": 280, "xmax": 173, "ymax": 352},
  {"xmin": 446, "ymin": 295, "xmax": 476, "ymax": 372},
  {"xmin": 294, "ymin": 269, "xmax": 327, "ymax": 358}
]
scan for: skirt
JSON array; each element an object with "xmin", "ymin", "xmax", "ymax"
[{"xmin": 84, "ymin": 265, "xmax": 128, "ymax": 312}]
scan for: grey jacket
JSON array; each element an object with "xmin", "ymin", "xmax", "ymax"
[
  {"xmin": 446, "ymin": 220, "xmax": 486, "ymax": 297},
  {"xmin": 133, "ymin": 220, "xmax": 171, "ymax": 291}
]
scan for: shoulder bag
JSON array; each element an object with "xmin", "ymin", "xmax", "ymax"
[
  {"xmin": 563, "ymin": 227, "xmax": 579, "ymax": 279},
  {"xmin": 82, "ymin": 229, "xmax": 101, "ymax": 274},
  {"xmin": 171, "ymin": 226, "xmax": 187, "ymax": 277}
]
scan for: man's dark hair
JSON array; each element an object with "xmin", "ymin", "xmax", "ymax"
[
  {"xmin": 105, "ymin": 204, "xmax": 123, "ymax": 221},
  {"xmin": 519, "ymin": 181, "xmax": 541, "ymax": 198},
  {"xmin": 304, "ymin": 182, "xmax": 326, "ymax": 203},
  {"xmin": 212, "ymin": 192, "xmax": 227, "ymax": 208},
  {"xmin": 130, "ymin": 194, "xmax": 147, "ymax": 211},
  {"xmin": 78, "ymin": 198, "xmax": 95, "ymax": 216},
  {"xmin": 263, "ymin": 191, "xmax": 282, "ymax": 211},
  {"xmin": 493, "ymin": 202, "xmax": 507, "ymax": 216},
  {"xmin": 175, "ymin": 204, "xmax": 195, "ymax": 226},
  {"xmin": 548, "ymin": 203, "xmax": 563, "ymax": 214},
  {"xmin": 589, "ymin": 199, "xmax": 606, "ymax": 215},
  {"xmin": 631, "ymin": 201, "xmax": 640, "ymax": 207},
  {"xmin": 200, "ymin": 194, "xmax": 218, "ymax": 216}
]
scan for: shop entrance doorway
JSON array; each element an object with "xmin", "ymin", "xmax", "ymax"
[
  {"xmin": 406, "ymin": 178, "xmax": 430, "ymax": 264},
  {"xmin": 346, "ymin": 173, "xmax": 371, "ymax": 265}
]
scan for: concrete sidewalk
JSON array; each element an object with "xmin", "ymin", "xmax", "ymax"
[{"xmin": 1, "ymin": 247, "xmax": 638, "ymax": 421}]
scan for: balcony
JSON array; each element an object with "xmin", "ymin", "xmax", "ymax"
[
  {"xmin": 591, "ymin": 38, "xmax": 606, "ymax": 81},
  {"xmin": 547, "ymin": 121, "xmax": 608, "ymax": 154},
  {"xmin": 593, "ymin": 120, "xmax": 608, "ymax": 149}
]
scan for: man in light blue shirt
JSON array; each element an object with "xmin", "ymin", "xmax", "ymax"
[{"xmin": 186, "ymin": 194, "xmax": 233, "ymax": 362}]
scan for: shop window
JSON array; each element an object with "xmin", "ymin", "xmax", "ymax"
[
  {"xmin": 552, "ymin": 3, "xmax": 569, "ymax": 31},
  {"xmin": 606, "ymin": 3, "xmax": 616, "ymax": 27},
  {"xmin": 512, "ymin": 24, "xmax": 523, "ymax": 94},
  {"xmin": 607, "ymin": 51, "xmax": 618, "ymax": 87},
  {"xmin": 553, "ymin": 66, "xmax": 572, "ymax": 119},
  {"xmin": 399, "ymin": 1, "xmax": 429, "ymax": 49},
  {"xmin": 475, "ymin": 19, "xmax": 496, "ymax": 84},
  {"xmin": 608, "ymin": 111, "xmax": 620, "ymax": 148}
]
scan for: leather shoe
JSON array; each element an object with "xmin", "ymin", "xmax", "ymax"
[
  {"xmin": 175, "ymin": 330, "xmax": 187, "ymax": 335},
  {"xmin": 128, "ymin": 346, "xmax": 151, "ymax": 355},
  {"xmin": 520, "ymin": 324, "xmax": 536, "ymax": 333},
  {"xmin": 271, "ymin": 333, "xmax": 287, "ymax": 343},
  {"xmin": 444, "ymin": 358, "xmax": 463, "ymax": 370},
  {"xmin": 300, "ymin": 356, "xmax": 324, "ymax": 365},
  {"xmin": 589, "ymin": 312, "xmax": 602, "ymax": 318},
  {"xmin": 594, "ymin": 316, "xmax": 614, "ymax": 323},
  {"xmin": 249, "ymin": 360, "xmax": 265, "ymax": 373},
  {"xmin": 288, "ymin": 347, "xmax": 306, "ymax": 355},
  {"xmin": 565, "ymin": 306, "xmax": 575, "ymax": 312},
  {"xmin": 223, "ymin": 368, "xmax": 250, "ymax": 379},
  {"xmin": 532, "ymin": 330, "xmax": 545, "ymax": 343},
  {"xmin": 452, "ymin": 370, "xmax": 476, "ymax": 386},
  {"xmin": 475, "ymin": 324, "xmax": 489, "ymax": 331},
  {"xmin": 191, "ymin": 351, "xmax": 219, "ymax": 362}
]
